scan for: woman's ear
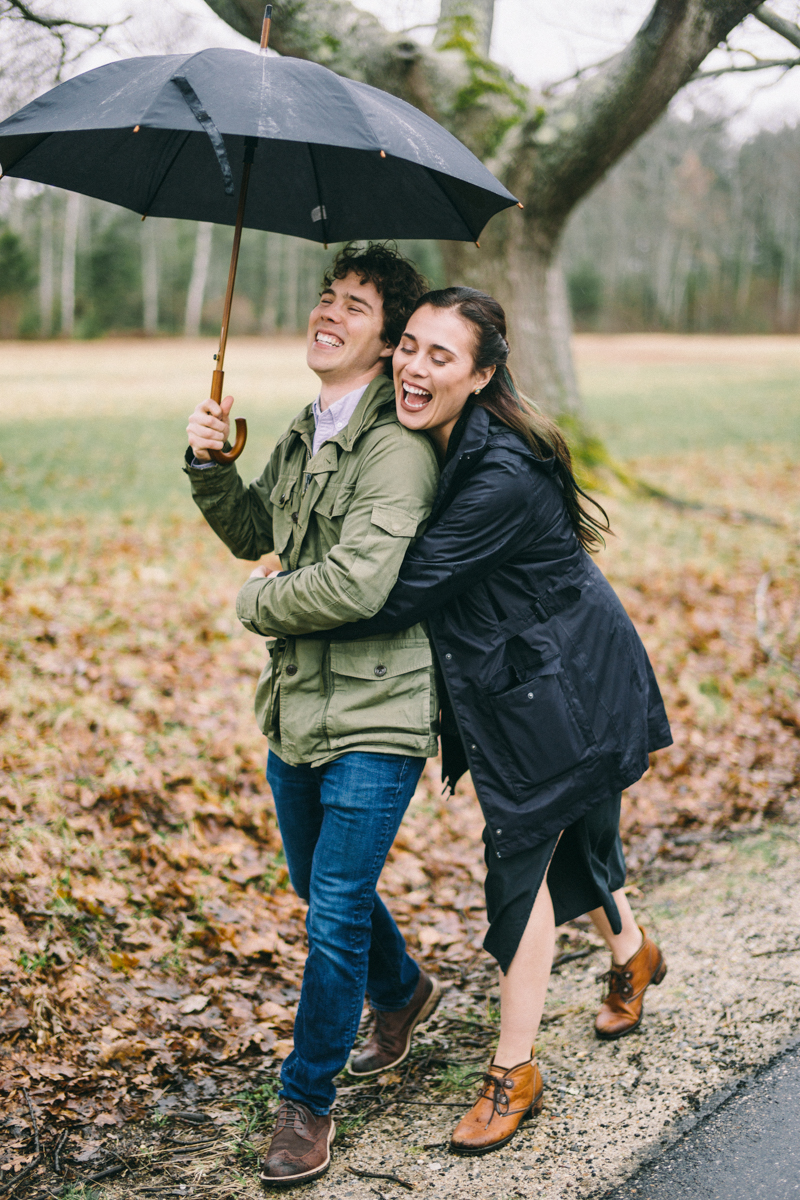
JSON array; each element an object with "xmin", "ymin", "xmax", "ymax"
[{"xmin": 472, "ymin": 365, "xmax": 496, "ymax": 394}]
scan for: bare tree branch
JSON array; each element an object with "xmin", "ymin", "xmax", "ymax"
[
  {"xmin": 1, "ymin": 0, "xmax": 112, "ymax": 79},
  {"xmin": 515, "ymin": 1, "xmax": 764, "ymax": 238},
  {"xmin": 693, "ymin": 54, "xmax": 800, "ymax": 78},
  {"xmin": 2, "ymin": 0, "xmax": 108, "ymax": 35},
  {"xmin": 754, "ymin": 4, "xmax": 800, "ymax": 51}
]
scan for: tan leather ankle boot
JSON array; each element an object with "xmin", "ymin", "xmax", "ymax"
[
  {"xmin": 450, "ymin": 1058, "xmax": 544, "ymax": 1155},
  {"xmin": 595, "ymin": 925, "xmax": 667, "ymax": 1040}
]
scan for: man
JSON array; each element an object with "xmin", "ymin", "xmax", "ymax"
[{"xmin": 185, "ymin": 244, "xmax": 441, "ymax": 1187}]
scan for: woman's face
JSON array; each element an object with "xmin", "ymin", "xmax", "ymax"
[{"xmin": 392, "ymin": 304, "xmax": 495, "ymax": 453}]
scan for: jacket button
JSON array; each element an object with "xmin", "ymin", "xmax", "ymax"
[
  {"xmin": 284, "ymin": 664, "xmax": 298, "ymax": 676},
  {"xmin": 291, "ymin": 512, "xmax": 299, "ymax": 524},
  {"xmin": 374, "ymin": 664, "xmax": 387, "ymax": 678}
]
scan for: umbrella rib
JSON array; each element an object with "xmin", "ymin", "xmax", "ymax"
[
  {"xmin": 141, "ymin": 131, "xmax": 191, "ymax": 217},
  {"xmin": 424, "ymin": 167, "xmax": 481, "ymax": 243},
  {"xmin": 306, "ymin": 143, "xmax": 329, "ymax": 247}
]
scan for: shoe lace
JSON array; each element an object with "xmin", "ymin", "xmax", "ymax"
[
  {"xmin": 462, "ymin": 1071, "xmax": 514, "ymax": 1123},
  {"xmin": 274, "ymin": 1102, "xmax": 309, "ymax": 1134},
  {"xmin": 596, "ymin": 966, "xmax": 634, "ymax": 999}
]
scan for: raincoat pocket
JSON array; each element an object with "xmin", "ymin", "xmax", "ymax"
[{"xmin": 487, "ymin": 658, "xmax": 597, "ymax": 792}]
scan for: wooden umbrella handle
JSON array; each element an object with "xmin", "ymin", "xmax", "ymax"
[{"xmin": 208, "ymin": 367, "xmax": 247, "ymax": 464}]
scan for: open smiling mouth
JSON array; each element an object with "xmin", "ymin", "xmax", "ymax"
[
  {"xmin": 401, "ymin": 383, "xmax": 432, "ymax": 412},
  {"xmin": 315, "ymin": 331, "xmax": 344, "ymax": 348}
]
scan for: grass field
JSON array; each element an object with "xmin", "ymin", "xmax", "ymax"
[{"xmin": 1, "ymin": 332, "xmax": 798, "ymax": 515}]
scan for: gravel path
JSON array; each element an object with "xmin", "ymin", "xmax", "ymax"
[{"xmin": 306, "ymin": 823, "xmax": 800, "ymax": 1200}]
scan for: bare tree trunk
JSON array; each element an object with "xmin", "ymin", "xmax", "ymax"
[
  {"xmin": 39, "ymin": 189, "xmax": 54, "ymax": 338},
  {"xmin": 141, "ymin": 219, "xmax": 159, "ymax": 335},
  {"xmin": 184, "ymin": 221, "xmax": 213, "ymax": 337},
  {"xmin": 60, "ymin": 190, "xmax": 80, "ymax": 338},
  {"xmin": 441, "ymin": 212, "xmax": 580, "ymax": 413}
]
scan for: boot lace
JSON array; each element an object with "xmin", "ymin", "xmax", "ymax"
[
  {"xmin": 274, "ymin": 1102, "xmax": 309, "ymax": 1133},
  {"xmin": 597, "ymin": 966, "xmax": 634, "ymax": 999},
  {"xmin": 462, "ymin": 1070, "xmax": 514, "ymax": 1124}
]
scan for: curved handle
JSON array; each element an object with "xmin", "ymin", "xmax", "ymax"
[{"xmin": 209, "ymin": 417, "xmax": 247, "ymax": 465}]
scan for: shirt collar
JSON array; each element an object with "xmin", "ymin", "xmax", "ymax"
[{"xmin": 312, "ymin": 384, "xmax": 368, "ymax": 430}]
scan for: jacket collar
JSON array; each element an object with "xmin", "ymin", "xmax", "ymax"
[
  {"xmin": 286, "ymin": 374, "xmax": 395, "ymax": 467},
  {"xmin": 432, "ymin": 403, "xmax": 491, "ymax": 515},
  {"xmin": 431, "ymin": 401, "xmax": 562, "ymax": 518}
]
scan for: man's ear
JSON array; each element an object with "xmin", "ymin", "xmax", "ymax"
[{"xmin": 379, "ymin": 341, "xmax": 395, "ymax": 359}]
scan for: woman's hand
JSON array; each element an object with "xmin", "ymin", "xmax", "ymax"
[{"xmin": 248, "ymin": 565, "xmax": 282, "ymax": 581}]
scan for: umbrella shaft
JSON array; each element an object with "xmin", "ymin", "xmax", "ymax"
[{"xmin": 215, "ymin": 156, "xmax": 252, "ymax": 374}]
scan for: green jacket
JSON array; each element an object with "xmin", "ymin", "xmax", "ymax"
[{"xmin": 185, "ymin": 375, "xmax": 440, "ymax": 766}]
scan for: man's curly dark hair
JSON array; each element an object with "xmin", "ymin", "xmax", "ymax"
[{"xmin": 322, "ymin": 243, "xmax": 428, "ymax": 372}]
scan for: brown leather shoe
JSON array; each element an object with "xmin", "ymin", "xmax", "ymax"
[
  {"xmin": 258, "ymin": 1100, "xmax": 335, "ymax": 1187},
  {"xmin": 595, "ymin": 925, "xmax": 667, "ymax": 1041},
  {"xmin": 450, "ymin": 1059, "xmax": 544, "ymax": 1155},
  {"xmin": 348, "ymin": 970, "xmax": 441, "ymax": 1077}
]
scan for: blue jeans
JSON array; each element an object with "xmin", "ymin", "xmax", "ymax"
[{"xmin": 267, "ymin": 750, "xmax": 425, "ymax": 1114}]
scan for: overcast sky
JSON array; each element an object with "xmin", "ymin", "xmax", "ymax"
[{"xmin": 15, "ymin": 0, "xmax": 800, "ymax": 137}]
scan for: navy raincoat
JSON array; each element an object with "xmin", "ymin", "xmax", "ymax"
[{"xmin": 316, "ymin": 403, "xmax": 672, "ymax": 860}]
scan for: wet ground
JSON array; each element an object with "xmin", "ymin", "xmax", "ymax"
[{"xmin": 606, "ymin": 1039, "xmax": 800, "ymax": 1200}]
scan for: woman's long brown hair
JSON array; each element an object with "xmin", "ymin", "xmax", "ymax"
[{"xmin": 415, "ymin": 287, "xmax": 611, "ymax": 553}]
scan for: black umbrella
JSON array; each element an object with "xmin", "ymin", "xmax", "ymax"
[{"xmin": 0, "ymin": 8, "xmax": 519, "ymax": 462}]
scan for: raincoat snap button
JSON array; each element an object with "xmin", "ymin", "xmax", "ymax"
[
  {"xmin": 527, "ymin": 691, "xmax": 534, "ymax": 699},
  {"xmin": 284, "ymin": 664, "xmax": 298, "ymax": 676},
  {"xmin": 471, "ymin": 743, "xmax": 477, "ymax": 750},
  {"xmin": 496, "ymin": 828, "xmax": 502, "ymax": 835},
  {"xmin": 445, "ymin": 653, "xmax": 452, "ymax": 660},
  {"xmin": 374, "ymin": 664, "xmax": 387, "ymax": 678}
]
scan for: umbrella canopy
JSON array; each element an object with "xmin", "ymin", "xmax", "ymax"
[
  {"xmin": 0, "ymin": 24, "xmax": 519, "ymax": 465},
  {"xmin": 0, "ymin": 48, "xmax": 518, "ymax": 244}
]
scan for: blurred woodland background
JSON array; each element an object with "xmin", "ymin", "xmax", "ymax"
[{"xmin": 4, "ymin": 113, "xmax": 800, "ymax": 339}]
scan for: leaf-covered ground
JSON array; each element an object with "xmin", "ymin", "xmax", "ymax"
[{"xmin": 1, "ymin": 351, "xmax": 799, "ymax": 1192}]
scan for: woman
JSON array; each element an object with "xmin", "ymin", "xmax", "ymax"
[{"xmin": 257, "ymin": 288, "xmax": 672, "ymax": 1154}]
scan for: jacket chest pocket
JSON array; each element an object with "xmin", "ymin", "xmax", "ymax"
[
  {"xmin": 484, "ymin": 655, "xmax": 597, "ymax": 792},
  {"xmin": 269, "ymin": 475, "xmax": 298, "ymax": 555},
  {"xmin": 314, "ymin": 477, "xmax": 355, "ymax": 523}
]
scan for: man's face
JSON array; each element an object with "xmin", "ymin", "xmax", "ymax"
[{"xmin": 306, "ymin": 272, "xmax": 393, "ymax": 384}]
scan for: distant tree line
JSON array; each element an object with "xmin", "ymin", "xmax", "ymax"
[
  {"xmin": 0, "ymin": 181, "xmax": 443, "ymax": 339},
  {"xmin": 0, "ymin": 111, "xmax": 799, "ymax": 339},
  {"xmin": 565, "ymin": 112, "xmax": 800, "ymax": 334}
]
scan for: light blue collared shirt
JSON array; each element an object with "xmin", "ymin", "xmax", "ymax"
[{"xmin": 311, "ymin": 384, "xmax": 368, "ymax": 457}]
